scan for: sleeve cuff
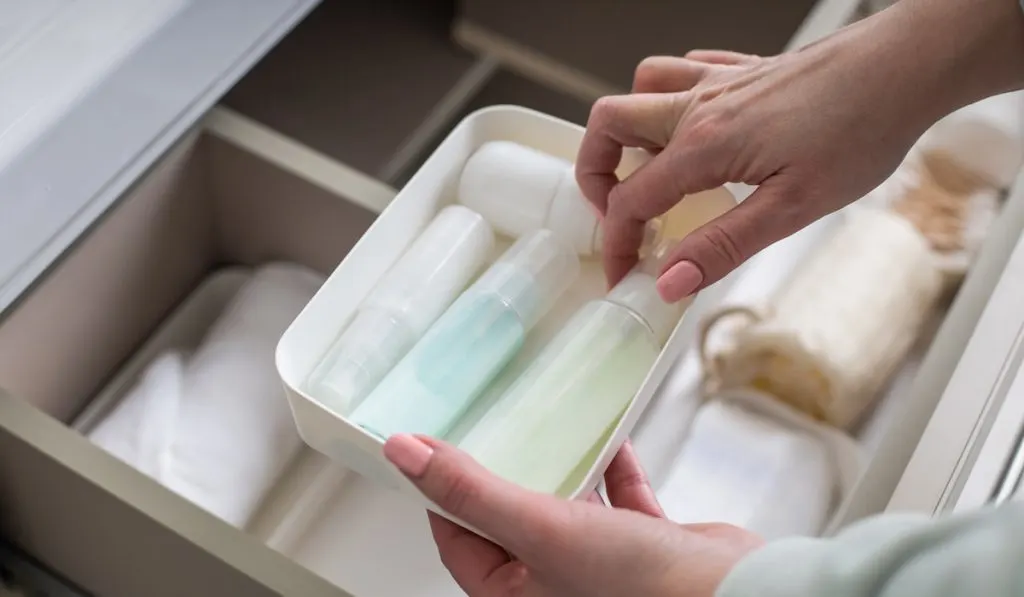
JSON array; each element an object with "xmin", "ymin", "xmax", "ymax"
[
  {"xmin": 714, "ymin": 537, "xmax": 830, "ymax": 597},
  {"xmin": 715, "ymin": 513, "xmax": 933, "ymax": 597}
]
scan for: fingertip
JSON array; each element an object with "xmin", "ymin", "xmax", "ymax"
[
  {"xmin": 384, "ymin": 433, "xmax": 434, "ymax": 478},
  {"xmin": 656, "ymin": 260, "xmax": 704, "ymax": 302}
]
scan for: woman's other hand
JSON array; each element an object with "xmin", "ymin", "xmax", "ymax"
[{"xmin": 384, "ymin": 434, "xmax": 762, "ymax": 597}]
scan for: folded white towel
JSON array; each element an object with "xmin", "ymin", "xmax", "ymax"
[
  {"xmin": 659, "ymin": 399, "xmax": 836, "ymax": 540},
  {"xmin": 90, "ymin": 263, "xmax": 323, "ymax": 527}
]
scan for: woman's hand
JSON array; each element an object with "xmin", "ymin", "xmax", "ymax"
[
  {"xmin": 577, "ymin": 0, "xmax": 1024, "ymax": 299},
  {"xmin": 384, "ymin": 434, "xmax": 762, "ymax": 597}
]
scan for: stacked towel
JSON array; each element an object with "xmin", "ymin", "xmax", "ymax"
[
  {"xmin": 660, "ymin": 399, "xmax": 836, "ymax": 540},
  {"xmin": 90, "ymin": 263, "xmax": 323, "ymax": 528}
]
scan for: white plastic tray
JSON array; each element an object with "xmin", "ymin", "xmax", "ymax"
[{"xmin": 276, "ymin": 105, "xmax": 734, "ymax": 533}]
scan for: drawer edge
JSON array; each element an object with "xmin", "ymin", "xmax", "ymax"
[
  {"xmin": 203, "ymin": 108, "xmax": 396, "ymax": 215},
  {"xmin": 887, "ymin": 171, "xmax": 1024, "ymax": 515},
  {"xmin": 0, "ymin": 393, "xmax": 347, "ymax": 597}
]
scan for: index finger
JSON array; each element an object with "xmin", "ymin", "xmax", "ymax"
[{"xmin": 575, "ymin": 93, "xmax": 682, "ymax": 217}]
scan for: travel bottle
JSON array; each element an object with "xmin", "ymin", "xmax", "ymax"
[
  {"xmin": 305, "ymin": 205, "xmax": 495, "ymax": 414},
  {"xmin": 350, "ymin": 229, "xmax": 579, "ymax": 439},
  {"xmin": 459, "ymin": 265, "xmax": 684, "ymax": 495},
  {"xmin": 457, "ymin": 140, "xmax": 735, "ymax": 256}
]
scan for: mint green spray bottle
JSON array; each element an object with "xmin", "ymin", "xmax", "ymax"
[{"xmin": 349, "ymin": 229, "xmax": 579, "ymax": 439}]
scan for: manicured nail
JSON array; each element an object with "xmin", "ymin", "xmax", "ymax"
[
  {"xmin": 384, "ymin": 434, "xmax": 434, "ymax": 477},
  {"xmin": 657, "ymin": 261, "xmax": 704, "ymax": 301}
]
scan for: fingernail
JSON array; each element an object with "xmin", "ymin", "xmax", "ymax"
[
  {"xmin": 384, "ymin": 434, "xmax": 434, "ymax": 477},
  {"xmin": 657, "ymin": 261, "xmax": 703, "ymax": 301}
]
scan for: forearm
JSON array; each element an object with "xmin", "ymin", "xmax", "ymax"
[
  {"xmin": 716, "ymin": 504, "xmax": 1024, "ymax": 597},
  {"xmin": 794, "ymin": 0, "xmax": 1024, "ymax": 143},
  {"xmin": 883, "ymin": 0, "xmax": 1024, "ymax": 113}
]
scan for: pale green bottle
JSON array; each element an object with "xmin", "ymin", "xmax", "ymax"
[{"xmin": 459, "ymin": 268, "xmax": 685, "ymax": 495}]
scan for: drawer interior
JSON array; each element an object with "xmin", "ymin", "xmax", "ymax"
[
  {"xmin": 0, "ymin": 104, "xmax": 1018, "ymax": 597},
  {"xmin": 0, "ymin": 120, "xmax": 383, "ymax": 596},
  {"xmin": 0, "ymin": 128, "xmax": 376, "ymax": 424},
  {"xmin": 456, "ymin": 0, "xmax": 824, "ymax": 93},
  {"xmin": 223, "ymin": 0, "xmax": 479, "ymax": 186},
  {"xmin": 393, "ymin": 68, "xmax": 592, "ymax": 186},
  {"xmin": 0, "ymin": 113, "xmax": 474, "ymax": 595}
]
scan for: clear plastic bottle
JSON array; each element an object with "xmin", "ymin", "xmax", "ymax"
[
  {"xmin": 304, "ymin": 205, "xmax": 495, "ymax": 414},
  {"xmin": 457, "ymin": 140, "xmax": 735, "ymax": 256},
  {"xmin": 349, "ymin": 229, "xmax": 580, "ymax": 439},
  {"xmin": 459, "ymin": 266, "xmax": 684, "ymax": 495}
]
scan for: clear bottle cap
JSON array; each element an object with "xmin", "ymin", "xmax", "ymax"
[
  {"xmin": 606, "ymin": 269, "xmax": 685, "ymax": 346},
  {"xmin": 473, "ymin": 229, "xmax": 580, "ymax": 328},
  {"xmin": 364, "ymin": 205, "xmax": 495, "ymax": 332},
  {"xmin": 638, "ymin": 186, "xmax": 737, "ymax": 270}
]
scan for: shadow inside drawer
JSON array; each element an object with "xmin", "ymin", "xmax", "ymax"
[
  {"xmin": 223, "ymin": 0, "xmax": 475, "ymax": 180},
  {"xmin": 0, "ymin": 122, "xmax": 378, "ymax": 597},
  {"xmin": 0, "ymin": 130, "xmax": 376, "ymax": 424},
  {"xmin": 394, "ymin": 69, "xmax": 593, "ymax": 186}
]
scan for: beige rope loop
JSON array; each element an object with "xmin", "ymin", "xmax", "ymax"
[{"xmin": 698, "ymin": 305, "xmax": 764, "ymax": 393}]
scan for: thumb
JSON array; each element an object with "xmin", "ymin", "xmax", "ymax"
[
  {"xmin": 384, "ymin": 434, "xmax": 569, "ymax": 556},
  {"xmin": 656, "ymin": 178, "xmax": 814, "ymax": 301}
]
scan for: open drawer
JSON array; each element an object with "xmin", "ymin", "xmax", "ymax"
[
  {"xmin": 0, "ymin": 111, "xmax": 381, "ymax": 597},
  {"xmin": 0, "ymin": 104, "xmax": 1023, "ymax": 597}
]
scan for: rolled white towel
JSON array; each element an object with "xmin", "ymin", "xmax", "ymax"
[
  {"xmin": 89, "ymin": 351, "xmax": 186, "ymax": 481},
  {"xmin": 90, "ymin": 262, "xmax": 323, "ymax": 527}
]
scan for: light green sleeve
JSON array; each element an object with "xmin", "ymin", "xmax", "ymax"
[{"xmin": 716, "ymin": 504, "xmax": 1024, "ymax": 596}]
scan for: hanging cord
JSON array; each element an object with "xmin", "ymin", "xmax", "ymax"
[{"xmin": 697, "ymin": 305, "xmax": 765, "ymax": 395}]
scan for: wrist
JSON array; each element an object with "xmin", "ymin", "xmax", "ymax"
[
  {"xmin": 873, "ymin": 0, "xmax": 1024, "ymax": 118},
  {"xmin": 792, "ymin": 0, "xmax": 1024, "ymax": 147}
]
